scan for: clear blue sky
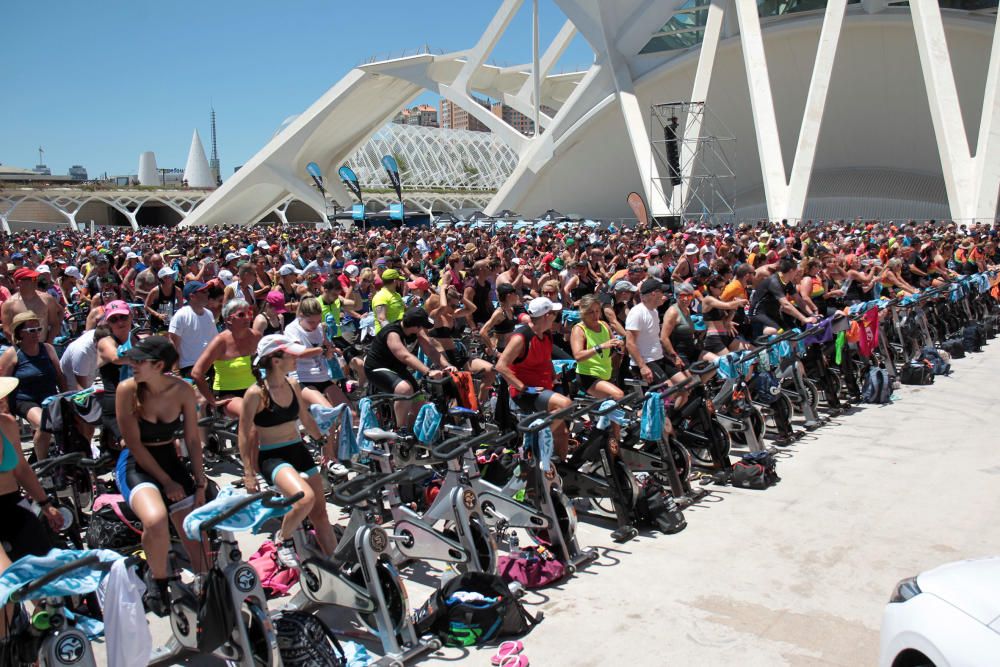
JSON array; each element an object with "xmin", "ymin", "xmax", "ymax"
[{"xmin": 1, "ymin": 1, "xmax": 592, "ymax": 180}]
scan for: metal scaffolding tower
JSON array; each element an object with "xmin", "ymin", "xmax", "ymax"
[
  {"xmin": 209, "ymin": 107, "xmax": 221, "ymax": 187},
  {"xmin": 650, "ymin": 101, "xmax": 735, "ymax": 225}
]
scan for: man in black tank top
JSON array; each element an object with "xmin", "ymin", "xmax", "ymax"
[{"xmin": 465, "ymin": 261, "xmax": 495, "ymax": 327}]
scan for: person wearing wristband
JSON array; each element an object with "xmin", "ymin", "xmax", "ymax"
[
  {"xmin": 570, "ymin": 294, "xmax": 624, "ymax": 401},
  {"xmin": 363, "ymin": 307, "xmax": 455, "ymax": 431},
  {"xmin": 114, "ymin": 336, "xmax": 209, "ymax": 617},
  {"xmin": 0, "ymin": 377, "xmax": 62, "ymax": 563}
]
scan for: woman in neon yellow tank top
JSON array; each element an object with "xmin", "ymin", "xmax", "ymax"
[
  {"xmin": 192, "ymin": 298, "xmax": 261, "ymax": 419},
  {"xmin": 570, "ymin": 295, "xmax": 625, "ymax": 402}
]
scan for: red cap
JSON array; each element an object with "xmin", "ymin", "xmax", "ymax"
[
  {"xmin": 407, "ymin": 277, "xmax": 430, "ymax": 291},
  {"xmin": 12, "ymin": 268, "xmax": 39, "ymax": 282}
]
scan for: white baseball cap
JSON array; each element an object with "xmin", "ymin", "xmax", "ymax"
[
  {"xmin": 157, "ymin": 267, "xmax": 177, "ymax": 279},
  {"xmin": 684, "ymin": 243, "xmax": 699, "ymax": 256},
  {"xmin": 36, "ymin": 264, "xmax": 51, "ymax": 274},
  {"xmin": 224, "ymin": 252, "xmax": 239, "ymax": 262},
  {"xmin": 527, "ymin": 296, "xmax": 562, "ymax": 318},
  {"xmin": 345, "ymin": 264, "xmax": 359, "ymax": 277},
  {"xmin": 126, "ymin": 252, "xmax": 139, "ymax": 260},
  {"xmin": 64, "ymin": 266, "xmax": 83, "ymax": 280},
  {"xmin": 257, "ymin": 240, "xmax": 269, "ymax": 250},
  {"xmin": 510, "ymin": 257, "xmax": 522, "ymax": 265},
  {"xmin": 278, "ymin": 264, "xmax": 300, "ymax": 276},
  {"xmin": 254, "ymin": 334, "xmax": 307, "ymax": 365},
  {"xmin": 218, "ymin": 269, "xmax": 235, "ymax": 286}
]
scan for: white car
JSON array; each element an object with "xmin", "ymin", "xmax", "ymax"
[{"xmin": 880, "ymin": 557, "xmax": 1000, "ymax": 667}]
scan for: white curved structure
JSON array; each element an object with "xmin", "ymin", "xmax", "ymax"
[
  {"xmin": 183, "ymin": 130, "xmax": 215, "ymax": 188},
  {"xmin": 182, "ymin": 0, "xmax": 1000, "ymax": 228},
  {"xmin": 137, "ymin": 151, "xmax": 159, "ymax": 187}
]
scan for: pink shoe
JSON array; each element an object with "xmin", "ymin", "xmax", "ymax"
[
  {"xmin": 498, "ymin": 655, "xmax": 529, "ymax": 667},
  {"xmin": 490, "ymin": 641, "xmax": 524, "ymax": 666}
]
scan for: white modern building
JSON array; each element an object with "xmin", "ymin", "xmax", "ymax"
[{"xmin": 181, "ymin": 0, "xmax": 1000, "ymax": 228}]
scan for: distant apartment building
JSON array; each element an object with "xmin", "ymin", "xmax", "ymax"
[
  {"xmin": 393, "ymin": 104, "xmax": 438, "ymax": 128},
  {"xmin": 490, "ymin": 102, "xmax": 558, "ymax": 136},
  {"xmin": 439, "ymin": 97, "xmax": 491, "ymax": 133}
]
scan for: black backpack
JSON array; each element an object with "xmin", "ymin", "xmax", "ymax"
[
  {"xmin": 942, "ymin": 338, "xmax": 966, "ymax": 359},
  {"xmin": 899, "ymin": 361, "xmax": 935, "ymax": 386},
  {"xmin": 414, "ymin": 572, "xmax": 541, "ymax": 647},
  {"xmin": 963, "ymin": 323, "xmax": 983, "ymax": 353},
  {"xmin": 919, "ymin": 346, "xmax": 951, "ymax": 376},
  {"xmin": 272, "ymin": 610, "xmax": 345, "ymax": 666},
  {"xmin": 633, "ymin": 478, "xmax": 686, "ymax": 534},
  {"xmin": 730, "ymin": 451, "xmax": 780, "ymax": 490},
  {"xmin": 860, "ymin": 367, "xmax": 892, "ymax": 404}
]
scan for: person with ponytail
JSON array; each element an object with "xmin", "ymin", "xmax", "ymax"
[
  {"xmin": 114, "ymin": 336, "xmax": 208, "ymax": 616},
  {"xmin": 238, "ymin": 334, "xmax": 337, "ymax": 568},
  {"xmin": 191, "ymin": 298, "xmax": 260, "ymax": 419}
]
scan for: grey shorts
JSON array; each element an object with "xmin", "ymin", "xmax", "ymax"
[{"xmin": 510, "ymin": 388, "xmax": 557, "ymax": 413}]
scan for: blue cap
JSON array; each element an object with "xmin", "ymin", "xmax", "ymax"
[
  {"xmin": 11, "ymin": 253, "xmax": 23, "ymax": 260},
  {"xmin": 183, "ymin": 281, "xmax": 207, "ymax": 298}
]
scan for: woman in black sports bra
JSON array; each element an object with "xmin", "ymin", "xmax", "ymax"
[
  {"xmin": 425, "ymin": 283, "xmax": 495, "ymax": 405},
  {"xmin": 701, "ymin": 275, "xmax": 748, "ymax": 354},
  {"xmin": 239, "ymin": 334, "xmax": 336, "ymax": 567},
  {"xmin": 479, "ymin": 283, "xmax": 523, "ymax": 357},
  {"xmin": 114, "ymin": 335, "xmax": 207, "ymax": 616}
]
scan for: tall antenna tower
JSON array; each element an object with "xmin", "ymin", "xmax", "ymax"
[{"xmin": 209, "ymin": 107, "xmax": 221, "ymax": 186}]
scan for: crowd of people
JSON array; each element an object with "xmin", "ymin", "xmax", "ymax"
[{"xmin": 0, "ymin": 215, "xmax": 997, "ymax": 617}]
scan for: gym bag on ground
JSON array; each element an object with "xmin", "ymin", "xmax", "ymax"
[
  {"xmin": 634, "ymin": 478, "xmax": 686, "ymax": 534},
  {"xmin": 919, "ymin": 346, "xmax": 951, "ymax": 376},
  {"xmin": 497, "ymin": 546, "xmax": 567, "ymax": 589},
  {"xmin": 272, "ymin": 610, "xmax": 346, "ymax": 666},
  {"xmin": 861, "ymin": 367, "xmax": 892, "ymax": 404},
  {"xmin": 731, "ymin": 451, "xmax": 780, "ymax": 490},
  {"xmin": 899, "ymin": 361, "xmax": 935, "ymax": 386},
  {"xmin": 85, "ymin": 494, "xmax": 143, "ymax": 551},
  {"xmin": 414, "ymin": 572, "xmax": 540, "ymax": 647},
  {"xmin": 963, "ymin": 323, "xmax": 983, "ymax": 353},
  {"xmin": 942, "ymin": 338, "xmax": 966, "ymax": 359}
]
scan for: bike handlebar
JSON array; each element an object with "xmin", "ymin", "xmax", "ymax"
[
  {"xmin": 32, "ymin": 452, "xmax": 105, "ymax": 477},
  {"xmin": 200, "ymin": 490, "xmax": 303, "ymax": 534},
  {"xmin": 431, "ymin": 428, "xmax": 516, "ymax": 460},
  {"xmin": 516, "ymin": 402, "xmax": 576, "ymax": 433},
  {"xmin": 332, "ymin": 465, "xmax": 432, "ymax": 505},
  {"xmin": 11, "ymin": 554, "xmax": 105, "ymax": 603}
]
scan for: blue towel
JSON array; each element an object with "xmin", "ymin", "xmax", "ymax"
[
  {"xmin": 715, "ymin": 353, "xmax": 740, "ymax": 380},
  {"xmin": 0, "ymin": 548, "xmax": 123, "ymax": 604},
  {"xmin": 309, "ymin": 403, "xmax": 358, "ymax": 460},
  {"xmin": 183, "ymin": 487, "xmax": 291, "ymax": 540},
  {"xmin": 640, "ymin": 391, "xmax": 663, "ymax": 441},
  {"xmin": 357, "ymin": 397, "xmax": 379, "ymax": 452},
  {"xmin": 562, "ymin": 310, "xmax": 581, "ymax": 325},
  {"xmin": 523, "ymin": 419, "xmax": 555, "ymax": 472},
  {"xmin": 414, "ymin": 403, "xmax": 442, "ymax": 444},
  {"xmin": 343, "ymin": 640, "xmax": 373, "ymax": 667},
  {"xmin": 595, "ymin": 399, "xmax": 625, "ymax": 430},
  {"xmin": 552, "ymin": 359, "xmax": 577, "ymax": 375}
]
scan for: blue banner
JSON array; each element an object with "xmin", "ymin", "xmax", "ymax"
[
  {"xmin": 381, "ymin": 155, "xmax": 402, "ymax": 201},
  {"xmin": 338, "ymin": 165, "xmax": 362, "ymax": 201},
  {"xmin": 389, "ymin": 202, "xmax": 404, "ymax": 221},
  {"xmin": 306, "ymin": 161, "xmax": 324, "ymax": 192},
  {"xmin": 352, "ymin": 203, "xmax": 366, "ymax": 221}
]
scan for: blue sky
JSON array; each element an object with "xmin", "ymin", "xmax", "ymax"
[{"xmin": 1, "ymin": 1, "xmax": 592, "ymax": 180}]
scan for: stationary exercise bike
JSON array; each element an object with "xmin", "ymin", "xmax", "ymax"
[{"xmin": 149, "ymin": 490, "xmax": 299, "ymax": 667}]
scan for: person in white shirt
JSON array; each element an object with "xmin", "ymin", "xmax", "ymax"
[
  {"xmin": 168, "ymin": 281, "xmax": 217, "ymax": 377},
  {"xmin": 60, "ymin": 328, "xmax": 101, "ymax": 391},
  {"xmin": 625, "ymin": 278, "xmax": 687, "ymax": 385},
  {"xmin": 282, "ymin": 297, "xmax": 348, "ymax": 410}
]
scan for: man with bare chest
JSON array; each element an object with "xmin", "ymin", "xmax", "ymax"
[{"xmin": 1, "ymin": 268, "xmax": 62, "ymax": 344}]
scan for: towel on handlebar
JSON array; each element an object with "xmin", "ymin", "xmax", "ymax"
[
  {"xmin": 309, "ymin": 403, "xmax": 358, "ymax": 460},
  {"xmin": 182, "ymin": 487, "xmax": 292, "ymax": 540},
  {"xmin": 523, "ymin": 419, "xmax": 555, "ymax": 473},
  {"xmin": 0, "ymin": 548, "xmax": 123, "ymax": 605},
  {"xmin": 357, "ymin": 397, "xmax": 379, "ymax": 452},
  {"xmin": 414, "ymin": 402, "xmax": 442, "ymax": 444},
  {"xmin": 552, "ymin": 359, "xmax": 577, "ymax": 375},
  {"xmin": 801, "ymin": 318, "xmax": 834, "ymax": 347},
  {"xmin": 715, "ymin": 354, "xmax": 741, "ymax": 380},
  {"xmin": 595, "ymin": 399, "xmax": 626, "ymax": 430},
  {"xmin": 640, "ymin": 391, "xmax": 663, "ymax": 441}
]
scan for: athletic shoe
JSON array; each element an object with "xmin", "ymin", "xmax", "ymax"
[
  {"xmin": 325, "ymin": 459, "xmax": 349, "ymax": 478},
  {"xmin": 143, "ymin": 570, "xmax": 170, "ymax": 618},
  {"xmin": 276, "ymin": 538, "xmax": 300, "ymax": 569}
]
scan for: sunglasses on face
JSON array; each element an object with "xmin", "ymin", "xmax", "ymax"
[
  {"xmin": 108, "ymin": 315, "xmax": 129, "ymax": 324},
  {"xmin": 20, "ymin": 326, "xmax": 42, "ymax": 334},
  {"xmin": 229, "ymin": 311, "xmax": 252, "ymax": 320}
]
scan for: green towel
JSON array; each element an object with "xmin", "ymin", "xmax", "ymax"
[{"xmin": 835, "ymin": 330, "xmax": 846, "ymax": 365}]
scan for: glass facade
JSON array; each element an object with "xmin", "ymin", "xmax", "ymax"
[{"xmin": 639, "ymin": 0, "xmax": 995, "ymax": 55}]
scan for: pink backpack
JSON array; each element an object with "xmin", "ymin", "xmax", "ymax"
[
  {"xmin": 497, "ymin": 546, "xmax": 567, "ymax": 589},
  {"xmin": 248, "ymin": 541, "xmax": 299, "ymax": 597}
]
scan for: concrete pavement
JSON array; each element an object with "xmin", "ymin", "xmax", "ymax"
[{"xmin": 98, "ymin": 346, "xmax": 1000, "ymax": 665}]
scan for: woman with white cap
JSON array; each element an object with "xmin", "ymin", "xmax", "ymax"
[
  {"xmin": 144, "ymin": 266, "xmax": 183, "ymax": 333},
  {"xmin": 0, "ymin": 311, "xmax": 65, "ymax": 460},
  {"xmin": 238, "ymin": 334, "xmax": 337, "ymax": 567}
]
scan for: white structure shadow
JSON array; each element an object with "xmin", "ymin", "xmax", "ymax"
[{"xmin": 182, "ymin": 0, "xmax": 1000, "ymax": 228}]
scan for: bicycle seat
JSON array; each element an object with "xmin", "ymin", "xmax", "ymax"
[
  {"xmin": 362, "ymin": 427, "xmax": 399, "ymax": 442},
  {"xmin": 448, "ymin": 406, "xmax": 479, "ymax": 417},
  {"xmin": 688, "ymin": 360, "xmax": 716, "ymax": 376},
  {"xmin": 623, "ymin": 377, "xmax": 646, "ymax": 387}
]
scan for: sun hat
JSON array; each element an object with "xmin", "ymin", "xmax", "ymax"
[
  {"xmin": 253, "ymin": 334, "xmax": 307, "ymax": 365},
  {"xmin": 684, "ymin": 243, "xmax": 699, "ymax": 256},
  {"xmin": 0, "ymin": 377, "xmax": 18, "ymax": 401},
  {"xmin": 527, "ymin": 296, "xmax": 562, "ymax": 318},
  {"xmin": 265, "ymin": 290, "xmax": 287, "ymax": 314},
  {"xmin": 11, "ymin": 311, "xmax": 41, "ymax": 333}
]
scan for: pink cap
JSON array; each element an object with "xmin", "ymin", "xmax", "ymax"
[
  {"xmin": 265, "ymin": 290, "xmax": 287, "ymax": 314},
  {"xmin": 102, "ymin": 300, "xmax": 131, "ymax": 320}
]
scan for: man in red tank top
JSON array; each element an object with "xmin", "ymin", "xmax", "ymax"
[{"xmin": 496, "ymin": 297, "xmax": 574, "ymax": 458}]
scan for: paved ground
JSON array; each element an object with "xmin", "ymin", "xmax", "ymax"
[{"xmin": 97, "ymin": 346, "xmax": 1000, "ymax": 665}]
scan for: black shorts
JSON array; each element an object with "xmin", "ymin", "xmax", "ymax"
[
  {"xmin": 704, "ymin": 333, "xmax": 734, "ymax": 354},
  {"xmin": 366, "ymin": 367, "xmax": 418, "ymax": 395},
  {"xmin": 576, "ymin": 373, "xmax": 610, "ymax": 393},
  {"xmin": 215, "ymin": 389, "xmax": 247, "ymax": 401},
  {"xmin": 12, "ymin": 399, "xmax": 41, "ymax": 421},
  {"xmin": 116, "ymin": 444, "xmax": 196, "ymax": 510},
  {"xmin": 0, "ymin": 491, "xmax": 52, "ymax": 561},
  {"xmin": 632, "ymin": 358, "xmax": 680, "ymax": 382},
  {"xmin": 301, "ymin": 380, "xmax": 334, "ymax": 394},
  {"xmin": 443, "ymin": 341, "xmax": 470, "ymax": 369},
  {"xmin": 510, "ymin": 388, "xmax": 558, "ymax": 413},
  {"xmin": 258, "ymin": 441, "xmax": 319, "ymax": 484},
  {"xmin": 751, "ymin": 313, "xmax": 783, "ymax": 338}
]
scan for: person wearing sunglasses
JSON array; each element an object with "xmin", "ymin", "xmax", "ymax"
[
  {"xmin": 191, "ymin": 299, "xmax": 260, "ymax": 420},
  {"xmin": 0, "ymin": 311, "xmax": 66, "ymax": 460},
  {"xmin": 96, "ymin": 301, "xmax": 134, "ymax": 451},
  {"xmin": 1, "ymin": 267, "xmax": 61, "ymax": 346}
]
